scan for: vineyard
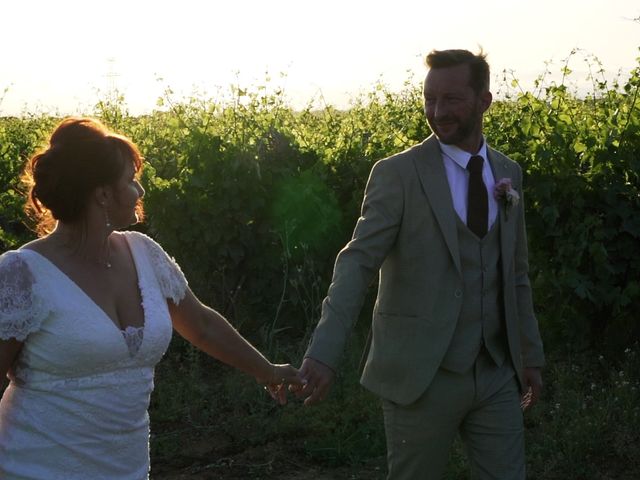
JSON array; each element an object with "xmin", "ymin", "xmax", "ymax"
[{"xmin": 1, "ymin": 52, "xmax": 639, "ymax": 478}]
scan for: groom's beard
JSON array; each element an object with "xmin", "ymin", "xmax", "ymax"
[{"xmin": 429, "ymin": 105, "xmax": 483, "ymax": 148}]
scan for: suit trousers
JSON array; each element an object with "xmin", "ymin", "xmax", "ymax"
[{"xmin": 381, "ymin": 350, "xmax": 525, "ymax": 480}]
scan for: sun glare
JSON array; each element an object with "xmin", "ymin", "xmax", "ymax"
[{"xmin": 1, "ymin": 0, "xmax": 638, "ymax": 115}]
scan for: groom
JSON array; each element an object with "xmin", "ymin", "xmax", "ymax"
[{"xmin": 295, "ymin": 49, "xmax": 545, "ymax": 479}]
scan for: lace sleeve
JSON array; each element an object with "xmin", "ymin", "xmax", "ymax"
[
  {"xmin": 138, "ymin": 234, "xmax": 189, "ymax": 304},
  {"xmin": 0, "ymin": 251, "xmax": 49, "ymax": 341}
]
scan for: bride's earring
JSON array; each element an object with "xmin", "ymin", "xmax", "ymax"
[{"xmin": 102, "ymin": 203, "xmax": 112, "ymax": 229}]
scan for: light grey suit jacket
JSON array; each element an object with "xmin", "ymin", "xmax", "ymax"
[{"xmin": 306, "ymin": 135, "xmax": 545, "ymax": 406}]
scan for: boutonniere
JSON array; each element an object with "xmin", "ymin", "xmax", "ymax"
[{"xmin": 493, "ymin": 178, "xmax": 520, "ymax": 220}]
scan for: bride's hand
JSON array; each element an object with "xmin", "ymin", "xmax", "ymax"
[{"xmin": 260, "ymin": 364, "xmax": 304, "ymax": 405}]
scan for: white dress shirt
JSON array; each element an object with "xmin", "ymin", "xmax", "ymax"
[{"xmin": 438, "ymin": 139, "xmax": 499, "ymax": 230}]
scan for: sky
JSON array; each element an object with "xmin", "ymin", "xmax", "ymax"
[{"xmin": 1, "ymin": 0, "xmax": 638, "ymax": 116}]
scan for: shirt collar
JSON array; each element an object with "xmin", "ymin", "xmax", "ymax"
[{"xmin": 438, "ymin": 137, "xmax": 488, "ymax": 170}]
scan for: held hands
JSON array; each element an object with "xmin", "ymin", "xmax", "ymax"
[
  {"xmin": 257, "ymin": 357, "xmax": 335, "ymax": 406},
  {"xmin": 290, "ymin": 357, "xmax": 335, "ymax": 406},
  {"xmin": 258, "ymin": 363, "xmax": 304, "ymax": 405},
  {"xmin": 521, "ymin": 367, "xmax": 543, "ymax": 411}
]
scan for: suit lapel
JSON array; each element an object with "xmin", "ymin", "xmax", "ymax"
[
  {"xmin": 487, "ymin": 147, "xmax": 516, "ymax": 269},
  {"xmin": 413, "ymin": 136, "xmax": 462, "ymax": 274}
]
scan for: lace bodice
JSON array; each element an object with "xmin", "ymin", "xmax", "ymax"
[
  {"xmin": 0, "ymin": 231, "xmax": 187, "ymax": 344},
  {"xmin": 0, "ymin": 231, "xmax": 188, "ymax": 479}
]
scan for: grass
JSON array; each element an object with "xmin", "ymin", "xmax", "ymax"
[{"xmin": 149, "ymin": 335, "xmax": 640, "ymax": 479}]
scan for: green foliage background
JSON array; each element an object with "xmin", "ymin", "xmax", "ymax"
[{"xmin": 1, "ymin": 51, "xmax": 639, "ymax": 478}]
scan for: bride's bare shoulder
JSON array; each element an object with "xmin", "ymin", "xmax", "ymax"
[{"xmin": 19, "ymin": 236, "xmax": 51, "ymax": 255}]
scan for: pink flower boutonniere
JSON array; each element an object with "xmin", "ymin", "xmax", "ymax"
[{"xmin": 494, "ymin": 178, "xmax": 520, "ymax": 219}]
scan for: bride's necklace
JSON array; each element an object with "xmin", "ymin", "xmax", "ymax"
[
  {"xmin": 78, "ymin": 248, "xmax": 112, "ymax": 269},
  {"xmin": 49, "ymin": 232, "xmax": 112, "ymax": 269},
  {"xmin": 94, "ymin": 255, "xmax": 112, "ymax": 269},
  {"xmin": 80, "ymin": 242, "xmax": 112, "ymax": 269}
]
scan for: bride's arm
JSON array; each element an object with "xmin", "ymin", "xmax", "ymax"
[
  {"xmin": 0, "ymin": 339, "xmax": 22, "ymax": 393},
  {"xmin": 167, "ymin": 289, "xmax": 301, "ymax": 396}
]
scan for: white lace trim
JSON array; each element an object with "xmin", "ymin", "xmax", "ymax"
[
  {"xmin": 0, "ymin": 252, "xmax": 50, "ymax": 341},
  {"xmin": 121, "ymin": 326, "xmax": 144, "ymax": 357},
  {"xmin": 135, "ymin": 233, "xmax": 188, "ymax": 304}
]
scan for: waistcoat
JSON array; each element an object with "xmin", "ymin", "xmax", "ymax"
[{"xmin": 440, "ymin": 216, "xmax": 508, "ymax": 373}]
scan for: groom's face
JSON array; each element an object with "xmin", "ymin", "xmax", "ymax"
[{"xmin": 423, "ymin": 64, "xmax": 491, "ymax": 152}]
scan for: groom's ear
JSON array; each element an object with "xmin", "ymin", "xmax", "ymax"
[{"xmin": 480, "ymin": 90, "xmax": 492, "ymax": 113}]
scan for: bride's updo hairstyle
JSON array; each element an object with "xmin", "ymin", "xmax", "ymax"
[{"xmin": 23, "ymin": 117, "xmax": 144, "ymax": 236}]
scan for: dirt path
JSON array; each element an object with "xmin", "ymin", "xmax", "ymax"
[{"xmin": 152, "ymin": 445, "xmax": 386, "ymax": 479}]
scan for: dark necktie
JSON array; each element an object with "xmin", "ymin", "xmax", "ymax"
[{"xmin": 467, "ymin": 155, "xmax": 488, "ymax": 238}]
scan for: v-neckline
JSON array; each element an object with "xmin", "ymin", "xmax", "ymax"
[{"xmin": 20, "ymin": 235, "xmax": 147, "ymax": 337}]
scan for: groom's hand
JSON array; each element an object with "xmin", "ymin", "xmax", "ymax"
[
  {"xmin": 521, "ymin": 367, "xmax": 543, "ymax": 411},
  {"xmin": 292, "ymin": 357, "xmax": 335, "ymax": 406},
  {"xmin": 262, "ymin": 364, "xmax": 304, "ymax": 406}
]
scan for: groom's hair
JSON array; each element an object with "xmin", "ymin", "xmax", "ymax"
[{"xmin": 425, "ymin": 49, "xmax": 490, "ymax": 94}]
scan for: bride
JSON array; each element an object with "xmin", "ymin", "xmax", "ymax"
[{"xmin": 0, "ymin": 117, "xmax": 300, "ymax": 479}]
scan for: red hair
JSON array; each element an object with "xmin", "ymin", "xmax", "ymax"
[{"xmin": 23, "ymin": 117, "xmax": 144, "ymax": 236}]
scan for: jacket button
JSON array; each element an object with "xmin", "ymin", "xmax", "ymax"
[{"xmin": 454, "ymin": 289, "xmax": 462, "ymax": 298}]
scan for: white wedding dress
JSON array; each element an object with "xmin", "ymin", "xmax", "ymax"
[{"xmin": 0, "ymin": 231, "xmax": 188, "ymax": 479}]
